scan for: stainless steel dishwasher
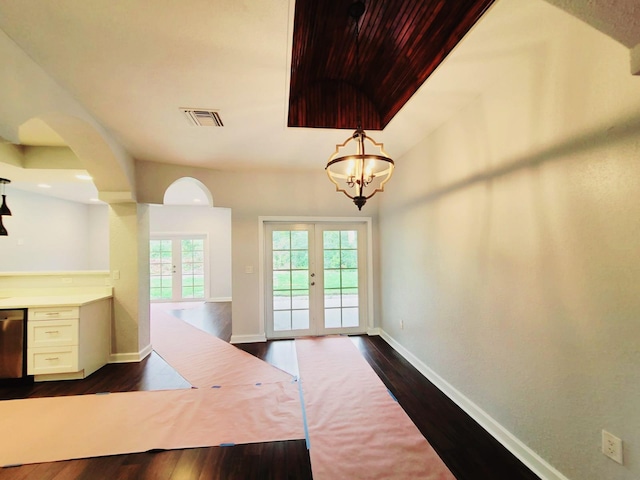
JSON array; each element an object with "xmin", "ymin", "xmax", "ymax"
[{"xmin": 0, "ymin": 308, "xmax": 28, "ymax": 382}]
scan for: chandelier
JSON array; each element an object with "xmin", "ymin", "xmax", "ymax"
[{"xmin": 325, "ymin": 1, "xmax": 394, "ymax": 210}]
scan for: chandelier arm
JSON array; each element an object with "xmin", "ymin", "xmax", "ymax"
[{"xmin": 326, "ymin": 170, "xmax": 357, "ymax": 200}]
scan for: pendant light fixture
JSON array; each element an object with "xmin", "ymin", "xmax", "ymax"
[
  {"xmin": 0, "ymin": 178, "xmax": 11, "ymax": 236},
  {"xmin": 325, "ymin": 1, "xmax": 394, "ymax": 210}
]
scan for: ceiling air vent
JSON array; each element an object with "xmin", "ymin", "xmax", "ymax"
[{"xmin": 181, "ymin": 108, "xmax": 224, "ymax": 127}]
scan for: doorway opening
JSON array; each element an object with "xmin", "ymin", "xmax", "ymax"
[
  {"xmin": 261, "ymin": 218, "xmax": 372, "ymax": 339},
  {"xmin": 150, "ymin": 235, "xmax": 207, "ymax": 302}
]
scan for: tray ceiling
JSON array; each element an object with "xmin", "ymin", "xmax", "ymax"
[{"xmin": 288, "ymin": 0, "xmax": 494, "ymax": 130}]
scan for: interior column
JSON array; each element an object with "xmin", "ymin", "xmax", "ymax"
[{"xmin": 108, "ymin": 202, "xmax": 150, "ymax": 360}]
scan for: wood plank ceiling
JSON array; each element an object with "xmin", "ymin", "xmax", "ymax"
[{"xmin": 288, "ymin": 0, "xmax": 495, "ymax": 131}]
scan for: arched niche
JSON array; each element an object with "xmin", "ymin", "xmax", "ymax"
[{"xmin": 163, "ymin": 177, "xmax": 213, "ymax": 206}]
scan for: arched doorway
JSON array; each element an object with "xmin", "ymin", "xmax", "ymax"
[{"xmin": 149, "ymin": 177, "xmax": 231, "ymax": 303}]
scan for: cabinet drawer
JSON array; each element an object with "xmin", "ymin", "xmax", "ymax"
[
  {"xmin": 29, "ymin": 307, "xmax": 79, "ymax": 321},
  {"xmin": 28, "ymin": 346, "xmax": 79, "ymax": 375},
  {"xmin": 28, "ymin": 319, "xmax": 78, "ymax": 347}
]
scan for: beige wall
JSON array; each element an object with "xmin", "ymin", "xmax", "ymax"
[{"xmin": 378, "ymin": 2, "xmax": 640, "ymax": 480}]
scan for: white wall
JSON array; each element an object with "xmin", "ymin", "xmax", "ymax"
[
  {"xmin": 378, "ymin": 1, "xmax": 640, "ymax": 480},
  {"xmin": 0, "ymin": 189, "xmax": 109, "ymax": 271},
  {"xmin": 149, "ymin": 204, "xmax": 232, "ymax": 301},
  {"xmin": 88, "ymin": 204, "xmax": 109, "ymax": 270}
]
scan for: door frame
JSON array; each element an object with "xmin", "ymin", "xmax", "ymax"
[{"xmin": 258, "ymin": 216, "xmax": 374, "ymax": 338}]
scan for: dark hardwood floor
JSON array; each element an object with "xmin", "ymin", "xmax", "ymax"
[
  {"xmin": 0, "ymin": 302, "xmax": 540, "ymax": 479},
  {"xmin": 0, "ymin": 441, "xmax": 311, "ymax": 480},
  {"xmin": 170, "ymin": 302, "xmax": 232, "ymax": 342},
  {"xmin": 349, "ymin": 336, "xmax": 541, "ymax": 480},
  {"xmin": 0, "ymin": 351, "xmax": 191, "ymax": 401}
]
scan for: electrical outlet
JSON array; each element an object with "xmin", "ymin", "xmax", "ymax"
[
  {"xmin": 400, "ymin": 319, "xmax": 404, "ymax": 329},
  {"xmin": 602, "ymin": 430, "xmax": 623, "ymax": 464}
]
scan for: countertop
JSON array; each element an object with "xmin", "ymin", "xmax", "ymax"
[{"xmin": 0, "ymin": 293, "xmax": 112, "ymax": 309}]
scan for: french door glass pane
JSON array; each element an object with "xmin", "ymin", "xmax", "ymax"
[
  {"xmin": 342, "ymin": 288, "xmax": 358, "ymax": 307},
  {"xmin": 292, "ymin": 290, "xmax": 309, "ymax": 309},
  {"xmin": 272, "ymin": 230, "xmax": 309, "ymax": 331},
  {"xmin": 324, "ymin": 288, "xmax": 341, "ymax": 308},
  {"xmin": 324, "ymin": 308, "xmax": 341, "ymax": 328},
  {"xmin": 274, "ymin": 310, "xmax": 291, "ymax": 331},
  {"xmin": 323, "ymin": 230, "xmax": 340, "ymax": 249},
  {"xmin": 323, "ymin": 230, "xmax": 358, "ymax": 329},
  {"xmin": 292, "ymin": 310, "xmax": 309, "ymax": 330},
  {"xmin": 342, "ymin": 307, "xmax": 359, "ymax": 327}
]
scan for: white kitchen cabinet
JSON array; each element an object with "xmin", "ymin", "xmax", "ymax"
[{"xmin": 27, "ymin": 298, "xmax": 111, "ymax": 381}]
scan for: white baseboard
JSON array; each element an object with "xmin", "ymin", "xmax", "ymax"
[
  {"xmin": 139, "ymin": 343, "xmax": 153, "ymax": 360},
  {"xmin": 378, "ymin": 329, "xmax": 570, "ymax": 480},
  {"xmin": 230, "ymin": 333, "xmax": 266, "ymax": 344},
  {"xmin": 207, "ymin": 297, "xmax": 232, "ymax": 302},
  {"xmin": 109, "ymin": 343, "xmax": 153, "ymax": 363},
  {"xmin": 367, "ymin": 327, "xmax": 381, "ymax": 335}
]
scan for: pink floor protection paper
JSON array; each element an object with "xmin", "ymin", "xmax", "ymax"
[
  {"xmin": 295, "ymin": 336, "xmax": 455, "ymax": 480},
  {"xmin": 0, "ymin": 382, "xmax": 303, "ymax": 466},
  {"xmin": 150, "ymin": 305, "xmax": 294, "ymax": 388},
  {"xmin": 0, "ymin": 306, "xmax": 304, "ymax": 467}
]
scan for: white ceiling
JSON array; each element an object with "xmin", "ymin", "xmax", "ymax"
[
  {"xmin": 0, "ymin": 0, "xmax": 638, "ymax": 203},
  {"xmin": 0, "ymin": 163, "xmax": 101, "ymax": 204}
]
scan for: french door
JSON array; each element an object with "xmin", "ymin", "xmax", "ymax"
[
  {"xmin": 150, "ymin": 235, "xmax": 207, "ymax": 302},
  {"xmin": 265, "ymin": 222, "xmax": 368, "ymax": 338}
]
